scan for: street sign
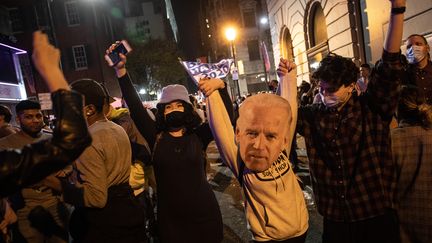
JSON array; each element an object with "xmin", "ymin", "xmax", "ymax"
[
  {"xmin": 38, "ymin": 93, "xmax": 52, "ymax": 110},
  {"xmin": 231, "ymin": 67, "xmax": 239, "ymax": 80}
]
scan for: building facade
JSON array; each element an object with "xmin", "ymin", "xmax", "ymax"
[
  {"xmin": 266, "ymin": 0, "xmax": 432, "ymax": 85},
  {"xmin": 201, "ymin": 0, "xmax": 276, "ymax": 97},
  {"xmin": 0, "ymin": 0, "xmax": 179, "ymax": 102}
]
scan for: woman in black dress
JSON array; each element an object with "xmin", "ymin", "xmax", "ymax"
[{"xmin": 106, "ymin": 47, "xmax": 233, "ymax": 243}]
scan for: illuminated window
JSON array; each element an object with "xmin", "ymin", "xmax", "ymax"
[{"xmin": 309, "ymin": 3, "xmax": 328, "ymax": 47}]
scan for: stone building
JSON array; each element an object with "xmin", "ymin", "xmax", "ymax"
[{"xmin": 266, "ymin": 0, "xmax": 432, "ymax": 84}]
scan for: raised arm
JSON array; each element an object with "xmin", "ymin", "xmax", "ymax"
[
  {"xmin": 367, "ymin": 0, "xmax": 406, "ymax": 119},
  {"xmin": 0, "ymin": 31, "xmax": 91, "ymax": 197},
  {"xmin": 277, "ymin": 59, "xmax": 298, "ymax": 153},
  {"xmin": 200, "ymin": 79, "xmax": 240, "ymax": 176},
  {"xmin": 384, "ymin": 0, "xmax": 406, "ymax": 53},
  {"xmin": 106, "ymin": 45, "xmax": 157, "ymax": 147},
  {"xmin": 196, "ymin": 78, "xmax": 234, "ymax": 147}
]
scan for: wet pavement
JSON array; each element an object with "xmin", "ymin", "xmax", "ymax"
[{"xmin": 206, "ymin": 135, "xmax": 323, "ymax": 243}]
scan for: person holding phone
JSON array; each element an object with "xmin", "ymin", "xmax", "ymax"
[{"xmin": 106, "ymin": 43, "xmax": 233, "ymax": 243}]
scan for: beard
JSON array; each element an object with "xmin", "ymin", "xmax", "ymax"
[{"xmin": 21, "ymin": 125, "xmax": 43, "ymax": 138}]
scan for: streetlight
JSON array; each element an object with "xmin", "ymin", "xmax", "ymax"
[{"xmin": 224, "ymin": 27, "xmax": 240, "ymax": 99}]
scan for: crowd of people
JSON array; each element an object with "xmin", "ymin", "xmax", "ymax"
[{"xmin": 0, "ymin": 0, "xmax": 431, "ymax": 242}]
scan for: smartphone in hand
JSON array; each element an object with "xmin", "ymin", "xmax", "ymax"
[{"xmin": 105, "ymin": 40, "xmax": 132, "ymax": 66}]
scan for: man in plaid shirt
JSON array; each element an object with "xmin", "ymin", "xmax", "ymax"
[{"xmin": 279, "ymin": 0, "xmax": 406, "ymax": 242}]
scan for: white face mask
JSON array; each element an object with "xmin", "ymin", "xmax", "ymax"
[
  {"xmin": 406, "ymin": 45, "xmax": 427, "ymax": 64},
  {"xmin": 320, "ymin": 93, "xmax": 339, "ymax": 107},
  {"xmin": 319, "ymin": 85, "xmax": 353, "ymax": 108}
]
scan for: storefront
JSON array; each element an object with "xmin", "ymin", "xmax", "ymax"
[{"xmin": 0, "ymin": 40, "xmax": 29, "ymax": 121}]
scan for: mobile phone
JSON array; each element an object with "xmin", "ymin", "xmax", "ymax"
[{"xmin": 105, "ymin": 40, "xmax": 132, "ymax": 66}]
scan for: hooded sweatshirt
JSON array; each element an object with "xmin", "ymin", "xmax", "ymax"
[{"xmin": 206, "ymin": 91, "xmax": 308, "ymax": 241}]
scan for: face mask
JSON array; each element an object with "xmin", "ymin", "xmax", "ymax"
[
  {"xmin": 320, "ymin": 86, "xmax": 353, "ymax": 108},
  {"xmin": 406, "ymin": 45, "xmax": 427, "ymax": 64},
  {"xmin": 320, "ymin": 93, "xmax": 339, "ymax": 107},
  {"xmin": 165, "ymin": 111, "xmax": 186, "ymax": 128}
]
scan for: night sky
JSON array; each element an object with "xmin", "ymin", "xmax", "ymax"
[{"xmin": 171, "ymin": 0, "xmax": 202, "ymax": 60}]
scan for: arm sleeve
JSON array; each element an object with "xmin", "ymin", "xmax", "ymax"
[
  {"xmin": 206, "ymin": 90, "xmax": 240, "ymax": 177},
  {"xmin": 367, "ymin": 50, "xmax": 403, "ymax": 120},
  {"xmin": 117, "ymin": 73, "xmax": 157, "ymax": 148},
  {"xmin": 0, "ymin": 90, "xmax": 91, "ymax": 198},
  {"xmin": 196, "ymin": 81, "xmax": 234, "ymax": 147},
  {"xmin": 279, "ymin": 70, "xmax": 298, "ymax": 154},
  {"xmin": 62, "ymin": 144, "xmax": 108, "ymax": 208}
]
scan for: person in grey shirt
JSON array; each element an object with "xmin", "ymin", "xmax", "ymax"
[{"xmin": 60, "ymin": 79, "xmax": 146, "ymax": 243}]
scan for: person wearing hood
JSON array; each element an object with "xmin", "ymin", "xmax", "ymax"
[
  {"xmin": 106, "ymin": 44, "xmax": 233, "ymax": 243},
  {"xmin": 201, "ymin": 60, "xmax": 308, "ymax": 242}
]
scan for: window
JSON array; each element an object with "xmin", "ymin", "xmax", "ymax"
[
  {"xmin": 243, "ymin": 10, "xmax": 256, "ymax": 28},
  {"xmin": 72, "ymin": 45, "xmax": 87, "ymax": 70},
  {"xmin": 8, "ymin": 8, "xmax": 24, "ymax": 33},
  {"xmin": 247, "ymin": 40, "xmax": 260, "ymax": 61},
  {"xmin": 65, "ymin": 1, "xmax": 80, "ymax": 26},
  {"xmin": 309, "ymin": 3, "xmax": 328, "ymax": 47}
]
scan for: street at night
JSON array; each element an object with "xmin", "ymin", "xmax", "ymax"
[{"xmin": 0, "ymin": 0, "xmax": 431, "ymax": 242}]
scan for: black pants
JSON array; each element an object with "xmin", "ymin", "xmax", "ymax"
[
  {"xmin": 254, "ymin": 232, "xmax": 307, "ymax": 243},
  {"xmin": 322, "ymin": 210, "xmax": 400, "ymax": 243},
  {"xmin": 70, "ymin": 184, "xmax": 147, "ymax": 243}
]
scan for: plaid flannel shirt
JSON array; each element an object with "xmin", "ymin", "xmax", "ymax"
[{"xmin": 298, "ymin": 50, "xmax": 403, "ymax": 222}]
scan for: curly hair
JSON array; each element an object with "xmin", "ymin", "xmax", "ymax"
[
  {"xmin": 398, "ymin": 85, "xmax": 432, "ymax": 129},
  {"xmin": 312, "ymin": 53, "xmax": 359, "ymax": 88},
  {"xmin": 155, "ymin": 100, "xmax": 202, "ymax": 133}
]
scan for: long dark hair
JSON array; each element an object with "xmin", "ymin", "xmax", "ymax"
[
  {"xmin": 397, "ymin": 85, "xmax": 432, "ymax": 129},
  {"xmin": 155, "ymin": 100, "xmax": 202, "ymax": 133}
]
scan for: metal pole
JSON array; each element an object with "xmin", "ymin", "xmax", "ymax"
[{"xmin": 231, "ymin": 41, "xmax": 240, "ymax": 98}]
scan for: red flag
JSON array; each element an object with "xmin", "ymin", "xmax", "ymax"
[{"xmin": 260, "ymin": 41, "xmax": 270, "ymax": 72}]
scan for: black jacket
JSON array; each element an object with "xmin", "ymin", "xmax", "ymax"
[{"xmin": 0, "ymin": 90, "xmax": 91, "ymax": 197}]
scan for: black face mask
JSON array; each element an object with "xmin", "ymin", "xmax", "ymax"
[{"xmin": 165, "ymin": 111, "xmax": 186, "ymax": 128}]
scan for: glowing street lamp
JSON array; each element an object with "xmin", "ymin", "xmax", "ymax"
[{"xmin": 225, "ymin": 27, "xmax": 236, "ymax": 42}]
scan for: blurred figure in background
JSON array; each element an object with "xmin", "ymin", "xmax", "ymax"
[
  {"xmin": 0, "ymin": 105, "xmax": 19, "ymax": 138},
  {"xmin": 355, "ymin": 63, "xmax": 371, "ymax": 95},
  {"xmin": 392, "ymin": 85, "xmax": 432, "ymax": 243}
]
